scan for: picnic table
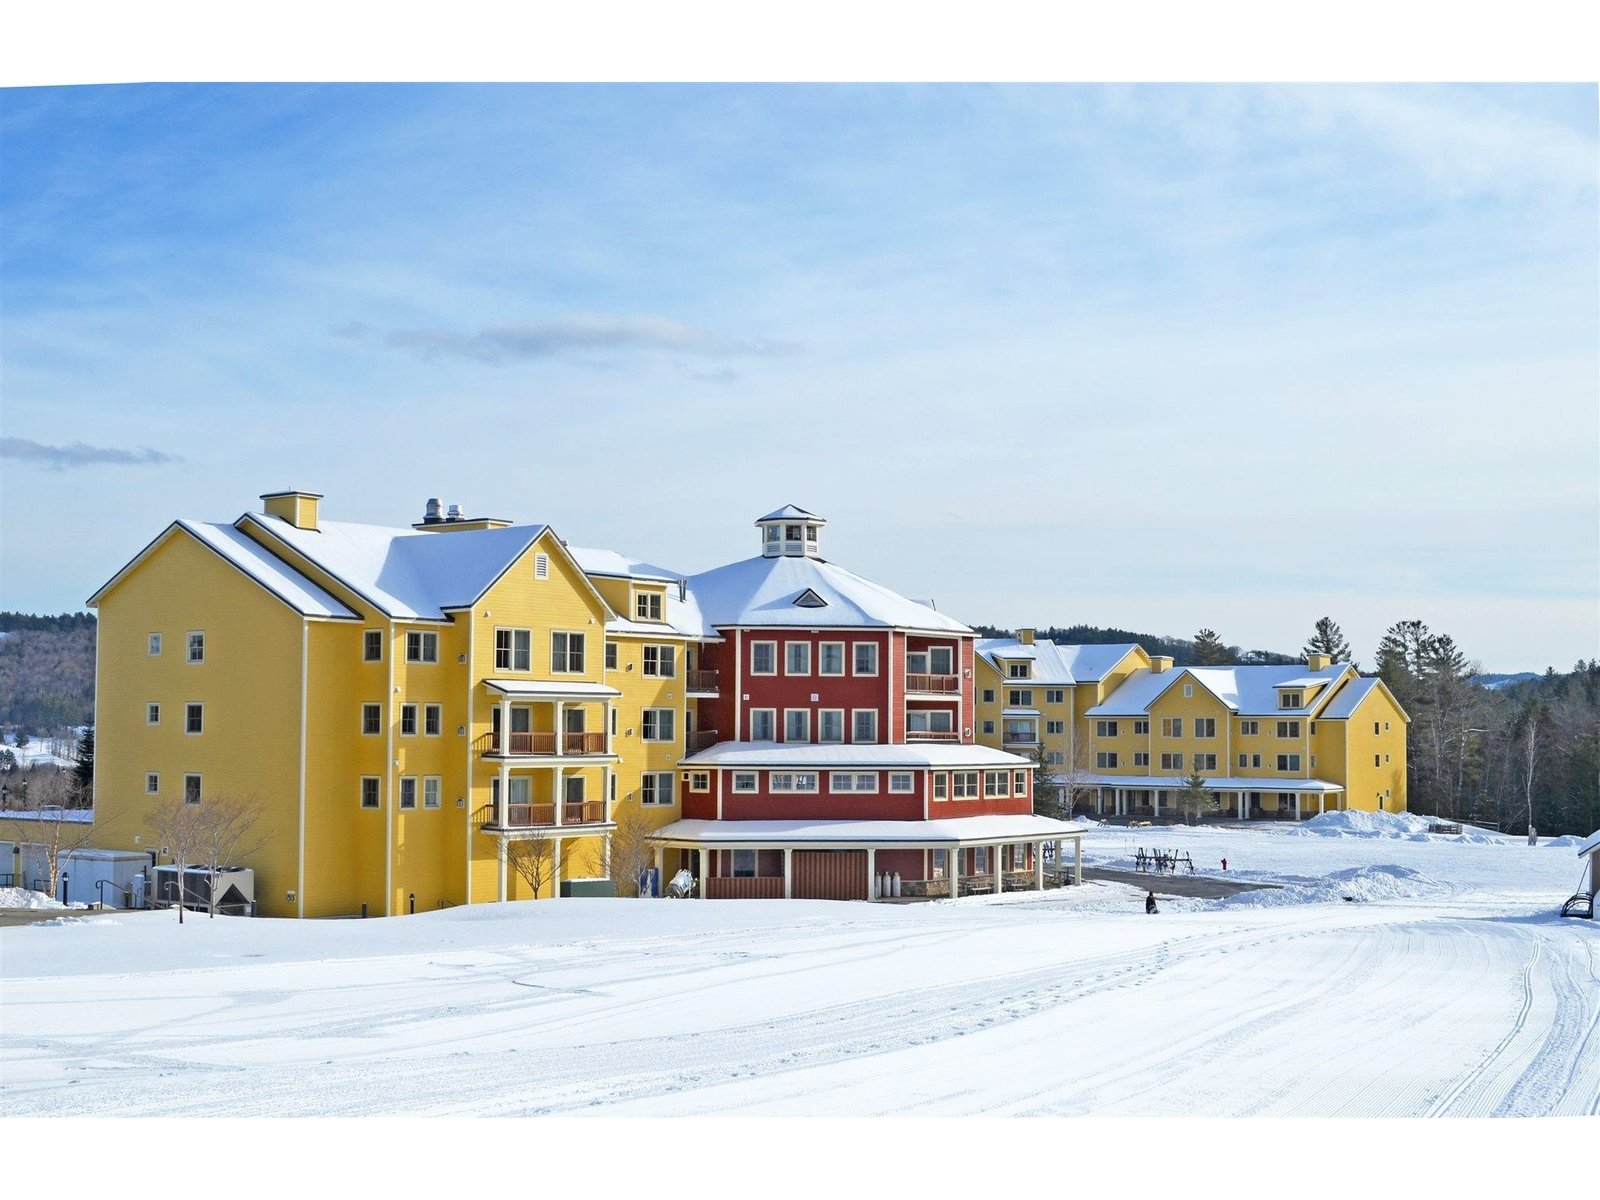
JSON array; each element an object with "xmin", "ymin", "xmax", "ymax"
[{"xmin": 1134, "ymin": 848, "xmax": 1196, "ymax": 875}]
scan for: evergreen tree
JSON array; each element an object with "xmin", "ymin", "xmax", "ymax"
[
  {"xmin": 1191, "ymin": 628, "xmax": 1230, "ymax": 666},
  {"xmin": 1303, "ymin": 616, "xmax": 1354, "ymax": 668},
  {"xmin": 73, "ymin": 726, "xmax": 94, "ymax": 803},
  {"xmin": 1176, "ymin": 769, "xmax": 1219, "ymax": 825}
]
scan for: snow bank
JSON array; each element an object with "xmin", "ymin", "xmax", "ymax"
[
  {"xmin": 1221, "ymin": 864, "xmax": 1450, "ymax": 909},
  {"xmin": 1293, "ymin": 810, "xmax": 1462, "ymax": 839},
  {"xmin": 0, "ymin": 886, "xmax": 71, "ymax": 910},
  {"xmin": 1545, "ymin": 835, "xmax": 1583, "ymax": 849}
]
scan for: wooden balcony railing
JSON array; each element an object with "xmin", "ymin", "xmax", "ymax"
[
  {"xmin": 1002, "ymin": 732, "xmax": 1040, "ymax": 745},
  {"xmin": 490, "ymin": 800, "xmax": 609, "ymax": 829},
  {"xmin": 905, "ymin": 673, "xmax": 960, "ymax": 694},
  {"xmin": 906, "ymin": 729, "xmax": 960, "ymax": 742},
  {"xmin": 688, "ymin": 730, "xmax": 720, "ymax": 753},
  {"xmin": 686, "ymin": 669, "xmax": 719, "ymax": 693},
  {"xmin": 483, "ymin": 731, "xmax": 608, "ymax": 756},
  {"xmin": 706, "ymin": 877, "xmax": 785, "ymax": 899}
]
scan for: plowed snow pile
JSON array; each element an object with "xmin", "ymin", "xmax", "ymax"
[{"xmin": 0, "ymin": 887, "xmax": 70, "ymax": 910}]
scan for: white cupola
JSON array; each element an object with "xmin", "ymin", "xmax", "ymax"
[{"xmin": 755, "ymin": 505, "xmax": 826, "ymax": 558}]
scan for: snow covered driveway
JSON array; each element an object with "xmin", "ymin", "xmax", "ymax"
[{"xmin": 2, "ymin": 819, "xmax": 1596, "ymax": 1118}]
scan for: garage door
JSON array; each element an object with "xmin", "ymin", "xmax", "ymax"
[{"xmin": 792, "ymin": 850, "xmax": 868, "ymax": 901}]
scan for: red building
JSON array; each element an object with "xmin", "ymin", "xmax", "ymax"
[{"xmin": 651, "ymin": 506, "xmax": 1083, "ymax": 900}]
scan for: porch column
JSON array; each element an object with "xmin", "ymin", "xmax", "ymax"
[
  {"xmin": 498, "ymin": 763, "xmax": 510, "ymax": 825},
  {"xmin": 603, "ymin": 698, "xmax": 614, "ymax": 755},
  {"xmin": 1293, "ymin": 793, "xmax": 1301, "ymax": 821},
  {"xmin": 1237, "ymin": 791, "xmax": 1245, "ymax": 819},
  {"xmin": 866, "ymin": 847, "xmax": 876, "ymax": 901},
  {"xmin": 553, "ymin": 766, "xmax": 564, "ymax": 827},
  {"xmin": 701, "ymin": 849, "xmax": 711, "ymax": 899},
  {"xmin": 654, "ymin": 845, "xmax": 665, "ymax": 897},
  {"xmin": 1095, "ymin": 788, "xmax": 1103, "ymax": 815},
  {"xmin": 783, "ymin": 847, "xmax": 793, "ymax": 899},
  {"xmin": 1073, "ymin": 836, "xmax": 1083, "ymax": 886},
  {"xmin": 497, "ymin": 838, "xmax": 507, "ymax": 902},
  {"xmin": 603, "ymin": 833, "xmax": 612, "ymax": 881},
  {"xmin": 1319, "ymin": 793, "xmax": 1325, "ymax": 816},
  {"xmin": 554, "ymin": 701, "xmax": 565, "ymax": 755},
  {"xmin": 993, "ymin": 845, "xmax": 1002, "ymax": 895},
  {"xmin": 552, "ymin": 837, "xmax": 563, "ymax": 899},
  {"xmin": 1034, "ymin": 842, "xmax": 1044, "ymax": 891},
  {"xmin": 601, "ymin": 764, "xmax": 612, "ymax": 823},
  {"xmin": 499, "ymin": 694, "xmax": 511, "ymax": 753}
]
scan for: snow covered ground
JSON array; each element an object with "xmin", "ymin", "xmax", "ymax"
[{"xmin": 2, "ymin": 814, "xmax": 1596, "ymax": 1124}]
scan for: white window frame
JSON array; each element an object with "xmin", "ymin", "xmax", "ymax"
[
  {"xmin": 1133, "ymin": 752, "xmax": 1149, "ymax": 767},
  {"xmin": 495, "ymin": 627, "xmax": 532, "ymax": 672},
  {"xmin": 1013, "ymin": 770, "xmax": 1028, "ymax": 793},
  {"xmin": 643, "ymin": 644, "xmax": 677, "ymax": 677},
  {"xmin": 933, "ymin": 772, "xmax": 949, "ymax": 800},
  {"xmin": 1193, "ymin": 753, "xmax": 1217, "ymax": 772},
  {"xmin": 851, "ymin": 709, "xmax": 878, "ymax": 744},
  {"xmin": 783, "ymin": 708, "xmax": 811, "ymax": 743},
  {"xmin": 1045, "ymin": 689, "xmax": 1065, "ymax": 705},
  {"xmin": 635, "ymin": 590, "xmax": 664, "ymax": 621},
  {"xmin": 1277, "ymin": 754, "xmax": 1302, "ymax": 772},
  {"xmin": 363, "ymin": 630, "xmax": 383, "ymax": 662},
  {"xmin": 642, "ymin": 708, "xmax": 675, "ymax": 742},
  {"xmin": 424, "ymin": 704, "xmax": 442, "ymax": 736},
  {"xmin": 400, "ymin": 703, "xmax": 417, "ymax": 736},
  {"xmin": 1241, "ymin": 720, "xmax": 1259, "ymax": 736},
  {"xmin": 853, "ymin": 642, "xmax": 879, "ymax": 676},
  {"xmin": 1277, "ymin": 720, "xmax": 1301, "ymax": 739},
  {"xmin": 829, "ymin": 772, "xmax": 879, "ymax": 793},
  {"xmin": 1162, "ymin": 717, "xmax": 1184, "ymax": 738},
  {"xmin": 769, "ymin": 772, "xmax": 819, "ymax": 793},
  {"xmin": 147, "ymin": 632, "xmax": 162, "ymax": 656},
  {"xmin": 186, "ymin": 630, "xmax": 205, "ymax": 664},
  {"xmin": 605, "ymin": 642, "xmax": 618, "ymax": 670},
  {"xmin": 785, "ymin": 641, "xmax": 811, "ymax": 675},
  {"xmin": 183, "ymin": 774, "xmax": 202, "ymax": 805},
  {"xmin": 1195, "ymin": 718, "xmax": 1216, "ymax": 739},
  {"xmin": 981, "ymin": 688, "xmax": 995, "ymax": 704},
  {"xmin": 423, "ymin": 776, "xmax": 441, "ymax": 809},
  {"xmin": 749, "ymin": 708, "xmax": 776, "ymax": 741},
  {"xmin": 1133, "ymin": 719, "xmax": 1150, "ymax": 735},
  {"xmin": 641, "ymin": 772, "xmax": 675, "ymax": 806},
  {"xmin": 1095, "ymin": 751, "xmax": 1118, "ymax": 769},
  {"xmin": 1009, "ymin": 689, "xmax": 1034, "ymax": 708},
  {"xmin": 819, "ymin": 641, "xmax": 846, "ymax": 676},
  {"xmin": 1095, "ymin": 720, "xmax": 1118, "ymax": 738},
  {"xmin": 1280, "ymin": 691, "xmax": 1303, "ymax": 709},
  {"xmin": 550, "ymin": 631, "xmax": 585, "ymax": 673},
  {"xmin": 818, "ymin": 709, "xmax": 845, "ymax": 743},
  {"xmin": 731, "ymin": 772, "xmax": 759, "ymax": 793},
  {"xmin": 145, "ymin": 772, "xmax": 159, "ymax": 795},
  {"xmin": 751, "ymin": 641, "xmax": 777, "ymax": 675},
  {"xmin": 688, "ymin": 772, "xmax": 711, "ymax": 793},
  {"xmin": 983, "ymin": 770, "xmax": 1009, "ymax": 797},
  {"xmin": 146, "ymin": 702, "xmax": 160, "ymax": 726},
  {"xmin": 399, "ymin": 776, "xmax": 418, "ymax": 810},
  {"xmin": 185, "ymin": 702, "xmax": 203, "ymax": 735},
  {"xmin": 360, "ymin": 777, "xmax": 381, "ymax": 810},
  {"xmin": 888, "ymin": 772, "xmax": 915, "ymax": 793},
  {"xmin": 952, "ymin": 771, "xmax": 979, "ymax": 798},
  {"xmin": 1046, "ymin": 720, "xmax": 1064, "ymax": 735}
]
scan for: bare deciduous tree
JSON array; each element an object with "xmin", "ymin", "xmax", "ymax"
[
  {"xmin": 147, "ymin": 791, "xmax": 269, "ymax": 923},
  {"xmin": 11, "ymin": 771, "xmax": 100, "ymax": 898},
  {"xmin": 500, "ymin": 829, "xmax": 560, "ymax": 900},
  {"xmin": 603, "ymin": 807, "xmax": 661, "ymax": 897}
]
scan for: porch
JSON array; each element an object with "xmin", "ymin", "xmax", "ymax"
[{"xmin": 481, "ymin": 678, "xmax": 620, "ymax": 760}]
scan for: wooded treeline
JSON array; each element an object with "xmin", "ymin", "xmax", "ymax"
[{"xmin": 0, "ymin": 613, "xmax": 97, "ymax": 730}]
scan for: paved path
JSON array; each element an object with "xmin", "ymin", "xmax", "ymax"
[{"xmin": 1075, "ymin": 866, "xmax": 1280, "ymax": 899}]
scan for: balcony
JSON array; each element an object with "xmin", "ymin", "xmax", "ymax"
[
  {"xmin": 687, "ymin": 730, "xmax": 720, "ymax": 753},
  {"xmin": 905, "ymin": 673, "xmax": 960, "ymax": 695},
  {"xmin": 1002, "ymin": 733, "xmax": 1041, "ymax": 747},
  {"xmin": 482, "ymin": 731, "xmax": 609, "ymax": 757},
  {"xmin": 481, "ymin": 800, "xmax": 609, "ymax": 831},
  {"xmin": 906, "ymin": 729, "xmax": 960, "ymax": 743},
  {"xmin": 686, "ymin": 669, "xmax": 719, "ymax": 695}
]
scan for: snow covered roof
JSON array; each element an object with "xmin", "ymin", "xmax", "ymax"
[
  {"xmin": 1075, "ymin": 774, "xmax": 1346, "ymax": 792},
  {"xmin": 566, "ymin": 544, "xmax": 682, "ymax": 583},
  {"xmin": 686, "ymin": 554, "xmax": 971, "ymax": 632},
  {"xmin": 177, "ymin": 521, "xmax": 358, "ymax": 619},
  {"xmin": 1088, "ymin": 663, "xmax": 1352, "ymax": 717},
  {"xmin": 567, "ymin": 544, "xmax": 714, "ymax": 638},
  {"xmin": 756, "ymin": 505, "xmax": 825, "ymax": 523},
  {"xmin": 483, "ymin": 680, "xmax": 621, "ymax": 699},
  {"xmin": 1318, "ymin": 677, "xmax": 1383, "ymax": 720},
  {"xmin": 977, "ymin": 639, "xmax": 1142, "ymax": 685},
  {"xmin": 1578, "ymin": 830, "xmax": 1600, "ymax": 859},
  {"xmin": 245, "ymin": 514, "xmax": 551, "ymax": 621},
  {"xmin": 681, "ymin": 742, "xmax": 1035, "ymax": 768},
  {"xmin": 649, "ymin": 814, "xmax": 1083, "ymax": 846}
]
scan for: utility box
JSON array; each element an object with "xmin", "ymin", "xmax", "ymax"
[
  {"xmin": 57, "ymin": 848, "xmax": 154, "ymax": 908},
  {"xmin": 560, "ymin": 879, "xmax": 617, "ymax": 898},
  {"xmin": 152, "ymin": 864, "xmax": 257, "ymax": 915}
]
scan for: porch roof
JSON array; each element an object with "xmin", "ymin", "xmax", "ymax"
[
  {"xmin": 681, "ymin": 741, "xmax": 1034, "ymax": 768},
  {"xmin": 648, "ymin": 814, "xmax": 1083, "ymax": 848},
  {"xmin": 1076, "ymin": 773, "xmax": 1344, "ymax": 793},
  {"xmin": 483, "ymin": 679, "xmax": 622, "ymax": 699}
]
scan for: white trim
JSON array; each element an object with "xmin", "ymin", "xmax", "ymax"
[
  {"xmin": 784, "ymin": 640, "xmax": 812, "ymax": 676},
  {"xmin": 298, "ymin": 620, "xmax": 308, "ymax": 919},
  {"xmin": 783, "ymin": 707, "xmax": 811, "ymax": 743},
  {"xmin": 146, "ymin": 702, "xmax": 160, "ymax": 726},
  {"xmin": 852, "ymin": 640, "xmax": 879, "ymax": 676},
  {"xmin": 851, "ymin": 708, "xmax": 879, "ymax": 744},
  {"xmin": 549, "ymin": 629, "xmax": 587, "ymax": 673},
  {"xmin": 185, "ymin": 629, "xmax": 205, "ymax": 664},
  {"xmin": 749, "ymin": 707, "xmax": 777, "ymax": 741},
  {"xmin": 817, "ymin": 708, "xmax": 845, "ymax": 743},
  {"xmin": 750, "ymin": 639, "xmax": 777, "ymax": 675},
  {"xmin": 385, "ymin": 620, "xmax": 395, "ymax": 915},
  {"xmin": 405, "ymin": 629, "xmax": 440, "ymax": 664},
  {"xmin": 184, "ymin": 701, "xmax": 204, "ymax": 735},
  {"xmin": 818, "ymin": 640, "xmax": 846, "ymax": 676}
]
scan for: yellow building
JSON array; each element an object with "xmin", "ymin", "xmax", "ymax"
[
  {"xmin": 976, "ymin": 636, "xmax": 1409, "ymax": 820},
  {"xmin": 88, "ymin": 491, "xmax": 714, "ymax": 918}
]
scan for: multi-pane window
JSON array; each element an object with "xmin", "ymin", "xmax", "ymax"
[
  {"xmin": 399, "ymin": 777, "xmax": 418, "ymax": 810},
  {"xmin": 148, "ymin": 633, "xmax": 162, "ymax": 655},
  {"xmin": 952, "ymin": 772, "xmax": 979, "ymax": 798},
  {"xmin": 1045, "ymin": 689, "xmax": 1065, "ymax": 705},
  {"xmin": 1009, "ymin": 690, "xmax": 1034, "ymax": 707},
  {"xmin": 635, "ymin": 591, "xmax": 663, "ymax": 621},
  {"xmin": 1162, "ymin": 718, "xmax": 1183, "ymax": 738},
  {"xmin": 185, "ymin": 703, "xmax": 203, "ymax": 734},
  {"xmin": 1277, "ymin": 754, "xmax": 1302, "ymax": 772},
  {"xmin": 785, "ymin": 642, "xmax": 811, "ymax": 674},
  {"xmin": 853, "ymin": 643, "xmax": 879, "ymax": 675},
  {"xmin": 187, "ymin": 631, "xmax": 205, "ymax": 663},
  {"xmin": 818, "ymin": 710, "xmax": 845, "ymax": 743},
  {"xmin": 1194, "ymin": 718, "xmax": 1216, "ymax": 738},
  {"xmin": 749, "ymin": 709, "xmax": 776, "ymax": 741},
  {"xmin": 406, "ymin": 631, "xmax": 438, "ymax": 663},
  {"xmin": 360, "ymin": 777, "xmax": 380, "ymax": 809},
  {"xmin": 605, "ymin": 643, "xmax": 618, "ymax": 670},
  {"xmin": 973, "ymin": 847, "xmax": 990, "ymax": 874},
  {"xmin": 1240, "ymin": 753, "xmax": 1250, "ymax": 769},
  {"xmin": 641, "ymin": 773, "xmax": 675, "ymax": 806},
  {"xmin": 1133, "ymin": 752, "xmax": 1149, "ymax": 767},
  {"xmin": 1013, "ymin": 770, "xmax": 1028, "ymax": 793},
  {"xmin": 146, "ymin": 702, "xmax": 160, "ymax": 725},
  {"xmin": 1192, "ymin": 753, "xmax": 1217, "ymax": 771},
  {"xmin": 829, "ymin": 772, "xmax": 879, "ymax": 793},
  {"xmin": 888, "ymin": 773, "xmax": 914, "ymax": 793},
  {"xmin": 642, "ymin": 709, "xmax": 675, "ymax": 742},
  {"xmin": 933, "ymin": 773, "xmax": 949, "ymax": 799},
  {"xmin": 689, "ymin": 772, "xmax": 711, "ymax": 792},
  {"xmin": 643, "ymin": 645, "xmax": 676, "ymax": 677},
  {"xmin": 1160, "ymin": 753, "xmax": 1183, "ymax": 770},
  {"xmin": 424, "ymin": 704, "xmax": 442, "ymax": 736},
  {"xmin": 1095, "ymin": 752, "xmax": 1118, "ymax": 769},
  {"xmin": 1250, "ymin": 754, "xmax": 1262, "ymax": 769},
  {"xmin": 145, "ymin": 773, "xmax": 159, "ymax": 795},
  {"xmin": 1280, "ymin": 692, "xmax": 1303, "ymax": 709},
  {"xmin": 1276, "ymin": 720, "xmax": 1301, "ymax": 739},
  {"xmin": 751, "ymin": 642, "xmax": 776, "ymax": 674},
  {"xmin": 423, "ymin": 777, "xmax": 441, "ymax": 809},
  {"xmin": 983, "ymin": 770, "xmax": 1010, "ymax": 797},
  {"xmin": 784, "ymin": 710, "xmax": 810, "ymax": 742},
  {"xmin": 1046, "ymin": 720, "xmax": 1065, "ymax": 734},
  {"xmin": 1047, "ymin": 751, "xmax": 1065, "ymax": 765},
  {"xmin": 1008, "ymin": 663, "xmax": 1030, "ymax": 678},
  {"xmin": 1133, "ymin": 719, "xmax": 1150, "ymax": 735},
  {"xmin": 495, "ymin": 628, "xmax": 531, "ymax": 671},
  {"xmin": 819, "ymin": 642, "xmax": 845, "ymax": 675},
  {"xmin": 183, "ymin": 774, "xmax": 202, "ymax": 804},
  {"xmin": 400, "ymin": 704, "xmax": 418, "ymax": 736},
  {"xmin": 852, "ymin": 710, "xmax": 878, "ymax": 743},
  {"xmin": 769, "ymin": 773, "xmax": 818, "ymax": 792},
  {"xmin": 982, "ymin": 720, "xmax": 995, "ymax": 734},
  {"xmin": 362, "ymin": 704, "xmax": 381, "ymax": 735},
  {"xmin": 732, "ymin": 772, "xmax": 759, "ymax": 792},
  {"xmin": 1240, "ymin": 720, "xmax": 1259, "ymax": 735},
  {"xmin": 364, "ymin": 630, "xmax": 383, "ymax": 662},
  {"xmin": 550, "ymin": 632, "xmax": 584, "ymax": 672},
  {"xmin": 1095, "ymin": 720, "xmax": 1118, "ymax": 737}
]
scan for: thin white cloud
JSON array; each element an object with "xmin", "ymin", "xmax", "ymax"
[
  {"xmin": 1, "ymin": 437, "xmax": 185, "ymax": 470},
  {"xmin": 380, "ymin": 316, "xmax": 798, "ymax": 365}
]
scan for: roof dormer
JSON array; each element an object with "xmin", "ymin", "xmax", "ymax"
[{"xmin": 756, "ymin": 505, "xmax": 825, "ymax": 558}]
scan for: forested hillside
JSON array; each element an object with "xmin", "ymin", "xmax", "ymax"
[{"xmin": 0, "ymin": 612, "xmax": 96, "ymax": 729}]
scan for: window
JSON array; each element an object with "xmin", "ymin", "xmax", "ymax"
[
  {"xmin": 533, "ymin": 552, "xmax": 549, "ymax": 580},
  {"xmin": 1276, "ymin": 720, "xmax": 1301, "ymax": 739},
  {"xmin": 1047, "ymin": 752, "xmax": 1065, "ymax": 765},
  {"xmin": 830, "ymin": 772, "xmax": 879, "ymax": 793},
  {"xmin": 1008, "ymin": 663, "xmax": 1030, "ymax": 678},
  {"xmin": 1309, "ymin": 722, "xmax": 1317, "ymax": 734},
  {"xmin": 784, "ymin": 709, "xmax": 811, "ymax": 742},
  {"xmin": 819, "ymin": 642, "xmax": 845, "ymax": 675},
  {"xmin": 186, "ymin": 631, "xmax": 205, "ymax": 663},
  {"xmin": 689, "ymin": 772, "xmax": 710, "ymax": 792},
  {"xmin": 769, "ymin": 773, "xmax": 818, "ymax": 792},
  {"xmin": 720, "ymin": 849, "xmax": 754, "ymax": 879},
  {"xmin": 1310, "ymin": 755, "xmax": 1317, "ymax": 768},
  {"xmin": 923, "ymin": 646, "xmax": 953, "ymax": 674},
  {"xmin": 1374, "ymin": 754, "xmax": 1381, "ymax": 768},
  {"xmin": 642, "ymin": 708, "xmax": 675, "ymax": 741},
  {"xmin": 424, "ymin": 704, "xmax": 442, "ymax": 736},
  {"xmin": 1046, "ymin": 720, "xmax": 1065, "ymax": 734},
  {"xmin": 1160, "ymin": 753, "xmax": 1183, "ymax": 770},
  {"xmin": 611, "ymin": 774, "xmax": 618, "ymax": 804},
  {"xmin": 932, "ymin": 849, "xmax": 948, "ymax": 878},
  {"xmin": 786, "ymin": 523, "xmax": 802, "ymax": 542},
  {"xmin": 1239, "ymin": 753, "xmax": 1249, "ymax": 769},
  {"xmin": 360, "ymin": 777, "xmax": 381, "ymax": 809},
  {"xmin": 641, "ymin": 773, "xmax": 675, "ymax": 806},
  {"xmin": 952, "ymin": 772, "xmax": 979, "ymax": 799},
  {"xmin": 984, "ymin": 770, "xmax": 1009, "ymax": 797},
  {"xmin": 853, "ymin": 642, "xmax": 880, "ymax": 675},
  {"xmin": 495, "ymin": 628, "xmax": 532, "ymax": 671},
  {"xmin": 1046, "ymin": 689, "xmax": 1065, "ymax": 705},
  {"xmin": 605, "ymin": 643, "xmax": 618, "ymax": 670},
  {"xmin": 818, "ymin": 710, "xmax": 845, "ymax": 743},
  {"xmin": 732, "ymin": 772, "xmax": 759, "ymax": 793},
  {"xmin": 1251, "ymin": 754, "xmax": 1262, "ymax": 769},
  {"xmin": 183, "ymin": 774, "xmax": 201, "ymax": 805},
  {"xmin": 400, "ymin": 704, "xmax": 417, "ymax": 736},
  {"xmin": 1277, "ymin": 754, "xmax": 1302, "ymax": 772},
  {"xmin": 635, "ymin": 591, "xmax": 663, "ymax": 621},
  {"xmin": 1133, "ymin": 752, "xmax": 1149, "ymax": 767},
  {"xmin": 1014, "ymin": 770, "xmax": 1028, "ymax": 793},
  {"xmin": 148, "ymin": 632, "xmax": 162, "ymax": 656},
  {"xmin": 982, "ymin": 720, "xmax": 995, "ymax": 734},
  {"xmin": 406, "ymin": 631, "xmax": 438, "ymax": 663},
  {"xmin": 1095, "ymin": 720, "xmax": 1118, "ymax": 738},
  {"xmin": 611, "ymin": 707, "xmax": 618, "ymax": 736},
  {"xmin": 933, "ymin": 773, "xmax": 949, "ymax": 799},
  {"xmin": 1009, "ymin": 689, "xmax": 1034, "ymax": 707},
  {"xmin": 145, "ymin": 773, "xmax": 159, "ymax": 795},
  {"xmin": 364, "ymin": 630, "xmax": 383, "ymax": 662},
  {"xmin": 362, "ymin": 704, "xmax": 381, "ymax": 735},
  {"xmin": 1133, "ymin": 719, "xmax": 1150, "ymax": 735},
  {"xmin": 749, "ymin": 709, "xmax": 776, "ymax": 741},
  {"xmin": 751, "ymin": 641, "xmax": 776, "ymax": 675},
  {"xmin": 1162, "ymin": 718, "xmax": 1183, "ymax": 738},
  {"xmin": 399, "ymin": 777, "xmax": 418, "ymax": 810},
  {"xmin": 146, "ymin": 702, "xmax": 160, "ymax": 725},
  {"xmin": 1192, "ymin": 753, "xmax": 1217, "ymax": 771},
  {"xmin": 888, "ymin": 773, "xmax": 915, "ymax": 793},
  {"xmin": 1095, "ymin": 752, "xmax": 1118, "ymax": 769},
  {"xmin": 852, "ymin": 710, "xmax": 878, "ymax": 743},
  {"xmin": 1194, "ymin": 718, "xmax": 1216, "ymax": 739},
  {"xmin": 785, "ymin": 642, "xmax": 811, "ymax": 675},
  {"xmin": 1280, "ymin": 691, "xmax": 1303, "ymax": 709},
  {"xmin": 423, "ymin": 777, "xmax": 441, "ymax": 809},
  {"xmin": 981, "ymin": 688, "xmax": 995, "ymax": 704},
  {"xmin": 185, "ymin": 703, "xmax": 203, "ymax": 734},
  {"xmin": 1240, "ymin": 720, "xmax": 1259, "ymax": 735},
  {"xmin": 1184, "ymin": 684, "xmax": 1193, "ymax": 698},
  {"xmin": 550, "ymin": 632, "xmax": 585, "ymax": 673},
  {"xmin": 1384, "ymin": 722, "xmax": 1390, "ymax": 731},
  {"xmin": 643, "ymin": 645, "xmax": 676, "ymax": 677},
  {"xmin": 974, "ymin": 847, "xmax": 990, "ymax": 874}
]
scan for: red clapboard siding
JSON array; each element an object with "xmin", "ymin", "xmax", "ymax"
[
  {"xmin": 792, "ymin": 850, "xmax": 868, "ymax": 900},
  {"xmin": 707, "ymin": 877, "xmax": 785, "ymax": 899}
]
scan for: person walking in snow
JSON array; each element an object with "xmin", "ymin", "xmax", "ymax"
[
  {"xmin": 1221, "ymin": 856, "xmax": 1228, "ymax": 872},
  {"xmin": 1145, "ymin": 890, "xmax": 1158, "ymax": 915}
]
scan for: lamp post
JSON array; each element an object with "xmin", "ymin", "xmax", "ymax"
[{"xmin": 1454, "ymin": 727, "xmax": 1490, "ymax": 821}]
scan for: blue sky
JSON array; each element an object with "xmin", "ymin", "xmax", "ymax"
[{"xmin": 2, "ymin": 84, "xmax": 1595, "ymax": 671}]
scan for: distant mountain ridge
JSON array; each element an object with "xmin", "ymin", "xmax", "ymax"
[{"xmin": 970, "ymin": 623, "xmax": 1299, "ymax": 667}]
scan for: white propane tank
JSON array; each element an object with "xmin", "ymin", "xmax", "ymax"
[
  {"xmin": 872, "ymin": 873, "xmax": 881, "ymax": 900},
  {"xmin": 892, "ymin": 872, "xmax": 901, "ymax": 898}
]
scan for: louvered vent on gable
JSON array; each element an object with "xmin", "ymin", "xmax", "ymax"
[{"xmin": 793, "ymin": 588, "xmax": 828, "ymax": 608}]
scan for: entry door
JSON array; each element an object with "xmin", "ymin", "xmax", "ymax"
[{"xmin": 564, "ymin": 708, "xmax": 584, "ymax": 733}]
